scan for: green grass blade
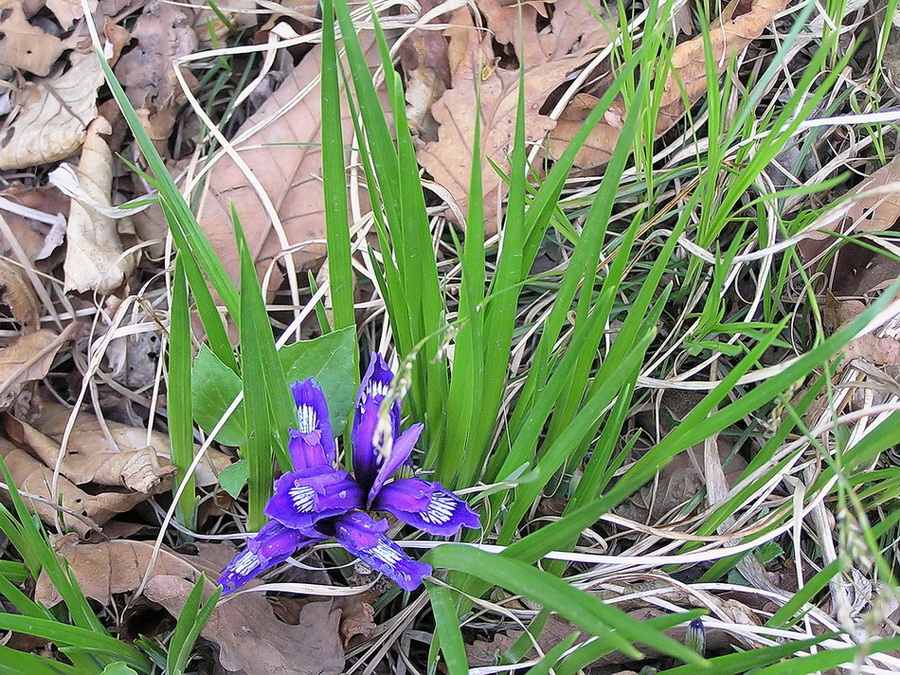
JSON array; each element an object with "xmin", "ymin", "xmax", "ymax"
[
  {"xmin": 427, "ymin": 545, "xmax": 705, "ymax": 665},
  {"xmin": 320, "ymin": 0, "xmax": 356, "ymax": 333},
  {"xmin": 169, "ymin": 254, "xmax": 197, "ymax": 531},
  {"xmin": 426, "ymin": 582, "xmax": 468, "ymax": 674}
]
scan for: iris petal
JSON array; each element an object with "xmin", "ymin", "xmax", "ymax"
[
  {"xmin": 372, "ymin": 478, "xmax": 481, "ymax": 536},
  {"xmin": 218, "ymin": 521, "xmax": 324, "ymax": 594},
  {"xmin": 333, "ymin": 511, "xmax": 431, "ymax": 591},
  {"xmin": 367, "ymin": 423, "xmax": 423, "ymax": 506},
  {"xmin": 289, "ymin": 379, "xmax": 335, "ymax": 468},
  {"xmin": 265, "ymin": 466, "xmax": 363, "ymax": 529},
  {"xmin": 352, "ymin": 354, "xmax": 400, "ymax": 490}
]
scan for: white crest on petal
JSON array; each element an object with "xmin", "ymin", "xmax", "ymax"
[
  {"xmin": 289, "ymin": 485, "xmax": 317, "ymax": 512},
  {"xmin": 232, "ymin": 549, "xmax": 261, "ymax": 576},
  {"xmin": 359, "ymin": 380, "xmax": 390, "ymax": 411},
  {"xmin": 297, "ymin": 404, "xmax": 317, "ymax": 434},
  {"xmin": 368, "ymin": 539, "xmax": 402, "ymax": 567},
  {"xmin": 419, "ymin": 490, "xmax": 457, "ymax": 525}
]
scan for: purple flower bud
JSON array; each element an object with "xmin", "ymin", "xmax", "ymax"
[{"xmin": 352, "ymin": 354, "xmax": 400, "ymax": 490}]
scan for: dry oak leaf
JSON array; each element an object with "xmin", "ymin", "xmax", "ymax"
[
  {"xmin": 824, "ymin": 296, "xmax": 900, "ymax": 367},
  {"xmin": 25, "ymin": 401, "xmax": 232, "ymax": 488},
  {"xmin": 148, "ymin": 575, "xmax": 345, "ymax": 674},
  {"xmin": 36, "ymin": 536, "xmax": 344, "ymax": 674},
  {"xmin": 0, "ymin": 51, "xmax": 105, "ymax": 170},
  {"xmin": 799, "ymin": 155, "xmax": 900, "ymax": 297},
  {"xmin": 197, "ymin": 31, "xmax": 383, "ymax": 289},
  {"xmin": 0, "ymin": 325, "xmax": 78, "ymax": 411},
  {"xmin": 0, "ymin": 1, "xmax": 74, "ymax": 76},
  {"xmin": 549, "ymin": 0, "xmax": 789, "ymax": 168},
  {"xmin": 114, "ymin": 0, "xmax": 198, "ymax": 146},
  {"xmin": 62, "ymin": 117, "xmax": 137, "ymax": 294},
  {"xmin": 417, "ymin": 2, "xmax": 614, "ymax": 233},
  {"xmin": 115, "ymin": 0, "xmax": 198, "ymax": 111},
  {"xmin": 0, "ymin": 257, "xmax": 40, "ymax": 331},
  {"xmin": 0, "ymin": 437, "xmax": 147, "ymax": 537},
  {"xmin": 3, "ymin": 414, "xmax": 176, "ymax": 494}
]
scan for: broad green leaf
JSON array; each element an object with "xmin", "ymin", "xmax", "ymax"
[
  {"xmin": 279, "ymin": 326, "xmax": 357, "ymax": 434},
  {"xmin": 191, "ymin": 345, "xmax": 245, "ymax": 446},
  {"xmin": 218, "ymin": 459, "xmax": 249, "ymax": 499}
]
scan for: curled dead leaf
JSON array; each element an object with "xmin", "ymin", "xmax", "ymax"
[
  {"xmin": 62, "ymin": 117, "xmax": 137, "ymax": 294},
  {"xmin": 4, "ymin": 415, "xmax": 177, "ymax": 494},
  {"xmin": 0, "ymin": 325, "xmax": 77, "ymax": 411},
  {"xmin": 0, "ymin": 257, "xmax": 40, "ymax": 331},
  {"xmin": 25, "ymin": 401, "xmax": 233, "ymax": 488},
  {"xmin": 0, "ymin": 51, "xmax": 105, "ymax": 170},
  {"xmin": 0, "ymin": 438, "xmax": 147, "ymax": 537}
]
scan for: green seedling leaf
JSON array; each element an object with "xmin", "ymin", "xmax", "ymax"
[
  {"xmin": 192, "ymin": 328, "xmax": 357, "ymax": 447},
  {"xmin": 192, "ymin": 345, "xmax": 245, "ymax": 446},
  {"xmin": 279, "ymin": 326, "xmax": 357, "ymax": 435},
  {"xmin": 99, "ymin": 664, "xmax": 138, "ymax": 675},
  {"xmin": 218, "ymin": 459, "xmax": 249, "ymax": 498}
]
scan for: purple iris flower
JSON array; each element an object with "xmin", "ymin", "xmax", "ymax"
[{"xmin": 218, "ymin": 354, "xmax": 480, "ymax": 594}]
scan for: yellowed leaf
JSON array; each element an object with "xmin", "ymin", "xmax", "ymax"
[
  {"xmin": 25, "ymin": 401, "xmax": 234, "ymax": 488},
  {"xmin": 62, "ymin": 117, "xmax": 137, "ymax": 294},
  {"xmin": 197, "ymin": 32, "xmax": 382, "ymax": 288},
  {"xmin": 0, "ymin": 1, "xmax": 72, "ymax": 76},
  {"xmin": 0, "ymin": 51, "xmax": 104, "ymax": 170},
  {"xmin": 0, "ymin": 437, "xmax": 148, "ymax": 537}
]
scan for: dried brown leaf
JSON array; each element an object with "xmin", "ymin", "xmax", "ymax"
[
  {"xmin": 0, "ymin": 51, "xmax": 104, "ymax": 170},
  {"xmin": 197, "ymin": 32, "xmax": 382, "ymax": 288},
  {"xmin": 418, "ymin": 0, "xmax": 610, "ymax": 234},
  {"xmin": 0, "ymin": 184, "xmax": 70, "ymax": 263},
  {"xmin": 0, "ymin": 326, "xmax": 76, "ymax": 411},
  {"xmin": 824, "ymin": 297, "xmax": 900, "ymax": 366},
  {"xmin": 799, "ymin": 156, "xmax": 900, "ymax": 297},
  {"xmin": 45, "ymin": 0, "xmax": 96, "ymax": 30},
  {"xmin": 0, "ymin": 2, "xmax": 73, "ymax": 76},
  {"xmin": 63, "ymin": 117, "xmax": 137, "ymax": 294},
  {"xmin": 549, "ymin": 0, "xmax": 789, "ymax": 168},
  {"xmin": 36, "ymin": 536, "xmax": 343, "ymax": 673},
  {"xmin": 0, "ymin": 257, "xmax": 40, "ymax": 331},
  {"xmin": 115, "ymin": 0, "xmax": 198, "ymax": 110},
  {"xmin": 4, "ymin": 415, "xmax": 176, "ymax": 494},
  {"xmin": 149, "ymin": 575, "xmax": 345, "ymax": 674},
  {"xmin": 0, "ymin": 438, "xmax": 147, "ymax": 536},
  {"xmin": 399, "ymin": 0, "xmax": 452, "ymax": 143},
  {"xmin": 417, "ymin": 2, "xmax": 613, "ymax": 232},
  {"xmin": 25, "ymin": 401, "xmax": 233, "ymax": 488}
]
